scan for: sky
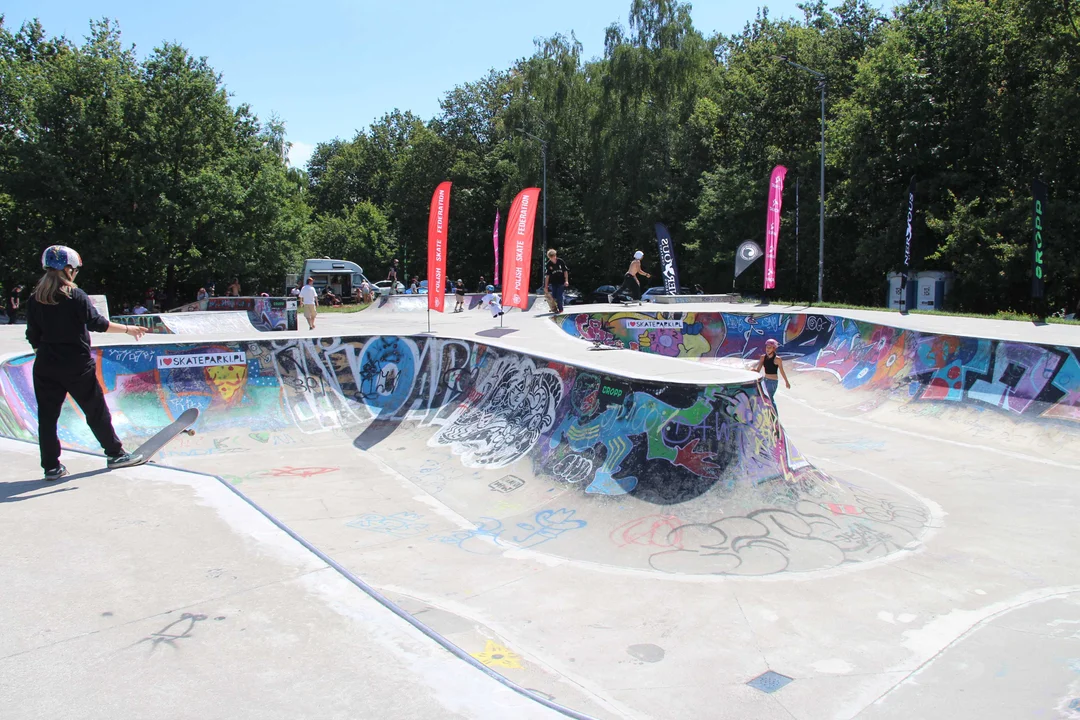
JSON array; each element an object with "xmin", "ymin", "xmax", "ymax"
[{"xmin": 7, "ymin": 0, "xmax": 832, "ymax": 168}]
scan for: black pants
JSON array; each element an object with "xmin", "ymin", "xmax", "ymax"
[
  {"xmin": 616, "ymin": 273, "xmax": 642, "ymax": 300},
  {"xmin": 34, "ymin": 361, "xmax": 123, "ymax": 470}
]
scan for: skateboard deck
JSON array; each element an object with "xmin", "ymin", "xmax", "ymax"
[
  {"xmin": 543, "ymin": 291, "xmax": 559, "ymax": 313},
  {"xmin": 123, "ymin": 407, "xmax": 199, "ymax": 467}
]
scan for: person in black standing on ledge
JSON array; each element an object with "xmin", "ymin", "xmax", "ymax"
[
  {"xmin": 544, "ymin": 248, "xmax": 570, "ymax": 313},
  {"xmin": 387, "ymin": 258, "xmax": 400, "ymax": 294},
  {"xmin": 5, "ymin": 283, "xmax": 23, "ymax": 324},
  {"xmin": 26, "ymin": 246, "xmax": 148, "ymax": 480}
]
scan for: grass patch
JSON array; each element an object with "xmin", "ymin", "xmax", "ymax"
[
  {"xmin": 768, "ymin": 299, "xmax": 1080, "ymax": 326},
  {"xmin": 318, "ymin": 302, "xmax": 372, "ymax": 314}
]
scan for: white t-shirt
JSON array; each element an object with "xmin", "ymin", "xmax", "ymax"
[{"xmin": 299, "ymin": 285, "xmax": 318, "ymax": 306}]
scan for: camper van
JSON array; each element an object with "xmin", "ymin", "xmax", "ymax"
[{"xmin": 295, "ymin": 259, "xmax": 370, "ymax": 302}]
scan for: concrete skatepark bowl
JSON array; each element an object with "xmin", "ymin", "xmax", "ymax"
[{"xmin": 1, "ymin": 301, "xmax": 1079, "ymax": 719}]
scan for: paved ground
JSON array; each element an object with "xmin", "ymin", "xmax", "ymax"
[{"xmin": 2, "ymin": 300, "xmax": 1079, "ymax": 719}]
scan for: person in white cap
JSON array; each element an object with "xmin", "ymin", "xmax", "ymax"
[{"xmin": 609, "ymin": 250, "xmax": 651, "ymax": 302}]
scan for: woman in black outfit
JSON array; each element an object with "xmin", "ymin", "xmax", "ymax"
[{"xmin": 26, "ymin": 246, "xmax": 147, "ymax": 480}]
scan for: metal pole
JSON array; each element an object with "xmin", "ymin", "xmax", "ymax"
[
  {"xmin": 795, "ymin": 176, "xmax": 800, "ymax": 300},
  {"xmin": 541, "ymin": 142, "xmax": 548, "ymax": 280},
  {"xmin": 818, "ymin": 80, "xmax": 826, "ymax": 304}
]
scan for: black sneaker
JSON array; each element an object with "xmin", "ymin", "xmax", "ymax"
[
  {"xmin": 107, "ymin": 452, "xmax": 139, "ymax": 469},
  {"xmin": 44, "ymin": 465, "xmax": 68, "ymax": 481}
]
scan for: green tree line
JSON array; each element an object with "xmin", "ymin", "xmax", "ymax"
[{"xmin": 3, "ymin": 1, "xmax": 1079, "ymax": 313}]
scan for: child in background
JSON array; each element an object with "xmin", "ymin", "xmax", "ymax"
[
  {"xmin": 481, "ymin": 285, "xmax": 504, "ymax": 318},
  {"xmin": 454, "ymin": 278, "xmax": 466, "ymax": 312}
]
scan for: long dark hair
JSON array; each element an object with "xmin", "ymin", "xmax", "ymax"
[{"xmin": 32, "ymin": 268, "xmax": 77, "ymax": 305}]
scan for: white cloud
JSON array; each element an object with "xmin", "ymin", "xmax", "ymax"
[{"xmin": 288, "ymin": 141, "xmax": 315, "ymax": 169}]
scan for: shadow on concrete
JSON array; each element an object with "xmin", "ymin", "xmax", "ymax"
[
  {"xmin": 476, "ymin": 328, "xmax": 519, "ymax": 338},
  {"xmin": 0, "ymin": 468, "xmax": 108, "ymax": 503},
  {"xmin": 354, "ymin": 417, "xmax": 406, "ymax": 451}
]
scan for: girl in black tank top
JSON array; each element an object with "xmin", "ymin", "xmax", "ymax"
[
  {"xmin": 762, "ymin": 352, "xmax": 779, "ymax": 375},
  {"xmin": 752, "ymin": 339, "xmax": 791, "ymax": 398}
]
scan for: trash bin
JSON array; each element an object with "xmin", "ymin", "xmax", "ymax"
[
  {"xmin": 887, "ymin": 272, "xmax": 916, "ymax": 311},
  {"xmin": 916, "ymin": 271, "xmax": 954, "ymax": 310}
]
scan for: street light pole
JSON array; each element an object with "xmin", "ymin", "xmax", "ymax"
[
  {"xmin": 818, "ymin": 77, "xmax": 825, "ymax": 304},
  {"xmin": 515, "ymin": 127, "xmax": 548, "ymax": 275},
  {"xmin": 774, "ymin": 55, "xmax": 826, "ymax": 303}
]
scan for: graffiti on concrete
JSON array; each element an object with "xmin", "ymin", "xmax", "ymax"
[
  {"xmin": 0, "ymin": 329, "xmax": 936, "ymax": 574},
  {"xmin": 560, "ymin": 311, "xmax": 1080, "ymax": 423},
  {"xmin": 111, "ymin": 315, "xmax": 170, "ymax": 333},
  {"xmin": 432, "ymin": 354, "xmax": 563, "ymax": 468},
  {"xmin": 428, "ymin": 508, "xmax": 587, "ymax": 553},
  {"xmin": 0, "ymin": 334, "xmax": 825, "ymax": 500},
  {"xmin": 644, "ymin": 486, "xmax": 930, "ymax": 576},
  {"xmin": 347, "ymin": 511, "xmax": 430, "ymax": 538}
]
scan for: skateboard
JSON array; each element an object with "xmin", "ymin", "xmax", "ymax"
[
  {"xmin": 120, "ymin": 407, "xmax": 199, "ymax": 467},
  {"xmin": 543, "ymin": 291, "xmax": 559, "ymax": 313}
]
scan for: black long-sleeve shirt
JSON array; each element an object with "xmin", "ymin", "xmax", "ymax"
[{"xmin": 26, "ymin": 288, "xmax": 110, "ymax": 368}]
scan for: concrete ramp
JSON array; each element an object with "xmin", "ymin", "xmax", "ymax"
[
  {"xmin": 167, "ymin": 296, "xmax": 297, "ymax": 331},
  {"xmin": 5, "ymin": 308, "xmax": 1080, "ymax": 720},
  {"xmin": 0, "ymin": 334, "xmax": 931, "ymax": 576},
  {"xmin": 556, "ymin": 308, "xmax": 1080, "ymax": 462},
  {"xmin": 111, "ymin": 311, "xmax": 257, "ymax": 335},
  {"xmin": 371, "ymin": 293, "xmax": 540, "ymax": 314},
  {"xmin": 159, "ymin": 311, "xmax": 256, "ymax": 334}
]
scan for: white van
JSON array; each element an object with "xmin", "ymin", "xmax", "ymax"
[{"xmin": 296, "ymin": 259, "xmax": 370, "ymax": 302}]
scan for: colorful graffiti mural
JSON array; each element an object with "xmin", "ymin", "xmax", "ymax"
[
  {"xmin": 0, "ymin": 333, "xmax": 933, "ymax": 575},
  {"xmin": 0, "ymin": 335, "xmax": 808, "ymax": 496},
  {"xmin": 559, "ymin": 311, "xmax": 1080, "ymax": 423},
  {"xmin": 110, "ymin": 314, "xmax": 169, "ymax": 334}
]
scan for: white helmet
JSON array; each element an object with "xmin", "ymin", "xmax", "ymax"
[
  {"xmin": 42, "ymin": 245, "xmax": 83, "ymax": 270},
  {"xmin": 634, "ymin": 251, "xmax": 644, "ymax": 260}
]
